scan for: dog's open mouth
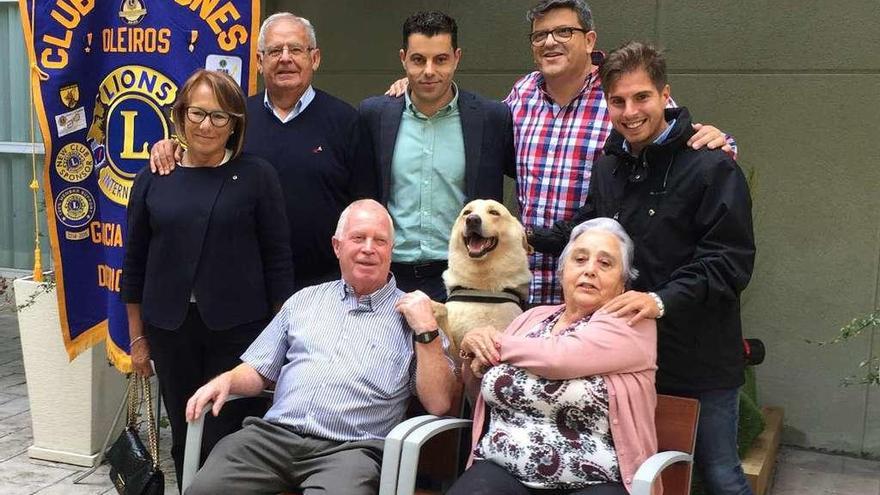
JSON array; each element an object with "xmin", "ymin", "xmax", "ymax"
[{"xmin": 463, "ymin": 233, "xmax": 498, "ymax": 258}]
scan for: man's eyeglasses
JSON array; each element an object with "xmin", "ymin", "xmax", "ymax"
[
  {"xmin": 528, "ymin": 26, "xmax": 588, "ymax": 46},
  {"xmin": 261, "ymin": 44, "xmax": 314, "ymax": 60},
  {"xmin": 185, "ymin": 106, "xmax": 239, "ymax": 127}
]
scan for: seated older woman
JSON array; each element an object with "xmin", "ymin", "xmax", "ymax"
[{"xmin": 449, "ymin": 218, "xmax": 658, "ymax": 495}]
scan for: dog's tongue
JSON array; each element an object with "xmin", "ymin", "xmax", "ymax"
[{"xmin": 468, "ymin": 236, "xmax": 489, "ymax": 252}]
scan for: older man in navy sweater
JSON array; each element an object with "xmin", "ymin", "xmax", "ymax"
[{"xmin": 150, "ymin": 13, "xmax": 376, "ymax": 290}]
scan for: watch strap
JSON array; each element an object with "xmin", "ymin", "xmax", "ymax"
[{"xmin": 413, "ymin": 329, "xmax": 440, "ymax": 344}]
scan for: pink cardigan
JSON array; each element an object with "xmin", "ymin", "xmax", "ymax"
[{"xmin": 466, "ymin": 305, "xmax": 659, "ymax": 494}]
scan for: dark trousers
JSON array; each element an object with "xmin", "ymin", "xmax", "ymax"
[
  {"xmin": 660, "ymin": 387, "xmax": 754, "ymax": 495},
  {"xmin": 447, "ymin": 460, "xmax": 628, "ymax": 495},
  {"xmin": 391, "ymin": 260, "xmax": 448, "ymax": 302},
  {"xmin": 187, "ymin": 417, "xmax": 384, "ymax": 495},
  {"xmin": 146, "ymin": 304, "xmax": 269, "ymax": 490}
]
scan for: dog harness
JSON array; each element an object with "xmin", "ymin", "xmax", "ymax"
[{"xmin": 446, "ymin": 286, "xmax": 526, "ymax": 310}]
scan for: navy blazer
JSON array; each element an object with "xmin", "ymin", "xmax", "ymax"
[
  {"xmin": 357, "ymin": 89, "xmax": 515, "ymax": 205},
  {"xmin": 121, "ymin": 153, "xmax": 295, "ymax": 331}
]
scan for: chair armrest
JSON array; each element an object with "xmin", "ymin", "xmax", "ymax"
[
  {"xmin": 378, "ymin": 415, "xmax": 441, "ymax": 495},
  {"xmin": 630, "ymin": 450, "xmax": 693, "ymax": 495},
  {"xmin": 396, "ymin": 418, "xmax": 473, "ymax": 495},
  {"xmin": 180, "ymin": 392, "xmax": 272, "ymax": 492}
]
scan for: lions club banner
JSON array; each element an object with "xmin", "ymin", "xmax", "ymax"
[{"xmin": 19, "ymin": 0, "xmax": 261, "ymax": 371}]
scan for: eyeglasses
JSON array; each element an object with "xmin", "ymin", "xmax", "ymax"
[
  {"xmin": 185, "ymin": 106, "xmax": 238, "ymax": 127},
  {"xmin": 528, "ymin": 26, "xmax": 588, "ymax": 46},
  {"xmin": 261, "ymin": 44, "xmax": 314, "ymax": 60}
]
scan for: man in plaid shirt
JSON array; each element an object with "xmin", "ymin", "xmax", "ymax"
[
  {"xmin": 385, "ymin": 1, "xmax": 735, "ymax": 304},
  {"xmin": 514, "ymin": 0, "xmax": 736, "ymax": 304}
]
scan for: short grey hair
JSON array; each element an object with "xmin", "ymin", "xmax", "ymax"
[
  {"xmin": 527, "ymin": 0, "xmax": 594, "ymax": 31},
  {"xmin": 557, "ymin": 217, "xmax": 638, "ymax": 285},
  {"xmin": 334, "ymin": 199, "xmax": 395, "ymax": 240},
  {"xmin": 258, "ymin": 12, "xmax": 317, "ymax": 51}
]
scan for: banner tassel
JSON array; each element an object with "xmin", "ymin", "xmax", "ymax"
[{"xmin": 27, "ymin": 2, "xmax": 47, "ymax": 282}]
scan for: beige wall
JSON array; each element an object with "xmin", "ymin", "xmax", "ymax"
[{"xmin": 270, "ymin": 0, "xmax": 880, "ymax": 455}]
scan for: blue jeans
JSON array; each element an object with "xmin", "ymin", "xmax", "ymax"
[{"xmin": 669, "ymin": 387, "xmax": 754, "ymax": 495}]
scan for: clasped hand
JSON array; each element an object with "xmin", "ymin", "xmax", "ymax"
[{"xmin": 459, "ymin": 326, "xmax": 501, "ymax": 378}]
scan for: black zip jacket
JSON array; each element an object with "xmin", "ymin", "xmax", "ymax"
[{"xmin": 531, "ymin": 107, "xmax": 756, "ymax": 391}]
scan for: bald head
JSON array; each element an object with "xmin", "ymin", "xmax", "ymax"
[
  {"xmin": 334, "ymin": 199, "xmax": 395, "ymax": 240},
  {"xmin": 332, "ymin": 200, "xmax": 395, "ymax": 296}
]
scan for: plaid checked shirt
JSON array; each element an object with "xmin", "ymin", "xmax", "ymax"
[{"xmin": 506, "ymin": 53, "xmax": 610, "ymax": 304}]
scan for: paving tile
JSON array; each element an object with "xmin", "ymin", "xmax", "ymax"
[
  {"xmin": 827, "ymin": 474, "xmax": 880, "ymax": 495},
  {"xmin": 0, "ymin": 411, "xmax": 32, "ymax": 437},
  {"xmin": 26, "ymin": 456, "xmax": 83, "ymax": 472},
  {"xmin": 773, "ymin": 464, "xmax": 835, "ymax": 492},
  {"xmin": 0, "ymin": 453, "xmax": 79, "ymax": 488},
  {"xmin": 0, "ymin": 483, "xmax": 47, "ymax": 495},
  {"xmin": 4, "ymin": 410, "xmax": 31, "ymax": 428},
  {"xmin": 0, "ymin": 359, "xmax": 25, "ymax": 376},
  {"xmin": 0, "ymin": 349, "xmax": 24, "ymax": 366},
  {"xmin": 771, "ymin": 490, "xmax": 813, "ymax": 495},
  {"xmin": 842, "ymin": 455, "xmax": 880, "ymax": 477},
  {"xmin": 778, "ymin": 447, "xmax": 846, "ymax": 473},
  {"xmin": 4, "ymin": 382, "xmax": 28, "ymax": 396},
  {"xmin": 0, "ymin": 396, "xmax": 30, "ymax": 420},
  {"xmin": 0, "ymin": 426, "xmax": 34, "ymax": 462},
  {"xmin": 34, "ymin": 471, "xmax": 114, "ymax": 495},
  {"xmin": 0, "ymin": 372, "xmax": 27, "ymax": 389}
]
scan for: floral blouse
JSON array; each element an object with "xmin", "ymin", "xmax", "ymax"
[{"xmin": 474, "ymin": 309, "xmax": 621, "ymax": 488}]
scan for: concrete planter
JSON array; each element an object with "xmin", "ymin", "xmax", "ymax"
[{"xmin": 14, "ymin": 275, "xmax": 126, "ymax": 467}]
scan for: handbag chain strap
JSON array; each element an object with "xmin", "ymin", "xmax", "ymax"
[
  {"xmin": 126, "ymin": 374, "xmax": 161, "ymax": 469},
  {"xmin": 142, "ymin": 375, "xmax": 160, "ymax": 469},
  {"xmin": 126, "ymin": 374, "xmax": 139, "ymax": 429}
]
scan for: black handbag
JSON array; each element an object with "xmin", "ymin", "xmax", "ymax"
[{"xmin": 107, "ymin": 374, "xmax": 165, "ymax": 495}]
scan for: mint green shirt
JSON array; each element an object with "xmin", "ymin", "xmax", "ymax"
[{"xmin": 388, "ymin": 85, "xmax": 466, "ymax": 263}]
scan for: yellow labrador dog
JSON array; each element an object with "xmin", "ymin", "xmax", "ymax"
[{"xmin": 435, "ymin": 199, "xmax": 531, "ymax": 357}]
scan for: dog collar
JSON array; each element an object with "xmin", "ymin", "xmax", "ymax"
[{"xmin": 446, "ymin": 287, "xmax": 525, "ymax": 309}]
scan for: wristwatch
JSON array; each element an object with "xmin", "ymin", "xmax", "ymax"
[{"xmin": 413, "ymin": 329, "xmax": 440, "ymax": 344}]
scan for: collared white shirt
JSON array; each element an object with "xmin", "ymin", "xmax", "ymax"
[{"xmin": 263, "ymin": 85, "xmax": 316, "ymax": 123}]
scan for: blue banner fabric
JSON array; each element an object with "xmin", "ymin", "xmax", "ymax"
[{"xmin": 19, "ymin": 0, "xmax": 261, "ymax": 371}]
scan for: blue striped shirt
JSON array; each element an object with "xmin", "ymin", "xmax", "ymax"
[{"xmin": 241, "ymin": 277, "xmax": 450, "ymax": 441}]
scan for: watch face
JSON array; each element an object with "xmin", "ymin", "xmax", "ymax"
[{"xmin": 415, "ymin": 329, "xmax": 440, "ymax": 344}]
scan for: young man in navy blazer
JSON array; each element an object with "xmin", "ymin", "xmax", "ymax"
[{"xmin": 357, "ymin": 11, "xmax": 516, "ymax": 302}]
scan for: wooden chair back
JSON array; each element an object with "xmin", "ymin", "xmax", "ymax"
[{"xmin": 655, "ymin": 394, "xmax": 701, "ymax": 495}]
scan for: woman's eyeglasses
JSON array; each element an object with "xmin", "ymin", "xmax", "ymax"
[{"xmin": 185, "ymin": 106, "xmax": 239, "ymax": 127}]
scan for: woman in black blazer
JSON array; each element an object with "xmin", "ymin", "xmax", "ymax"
[{"xmin": 121, "ymin": 69, "xmax": 294, "ymax": 487}]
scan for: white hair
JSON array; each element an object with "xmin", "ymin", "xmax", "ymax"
[
  {"xmin": 258, "ymin": 12, "xmax": 317, "ymax": 50},
  {"xmin": 334, "ymin": 199, "xmax": 395, "ymax": 239},
  {"xmin": 557, "ymin": 217, "xmax": 638, "ymax": 285}
]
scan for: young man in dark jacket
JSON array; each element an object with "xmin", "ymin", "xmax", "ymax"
[{"xmin": 531, "ymin": 41, "xmax": 756, "ymax": 495}]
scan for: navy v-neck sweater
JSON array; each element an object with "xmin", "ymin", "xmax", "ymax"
[{"xmin": 243, "ymin": 89, "xmax": 375, "ymax": 289}]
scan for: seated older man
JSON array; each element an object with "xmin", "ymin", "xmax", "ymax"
[{"xmin": 184, "ymin": 199, "xmax": 459, "ymax": 495}]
